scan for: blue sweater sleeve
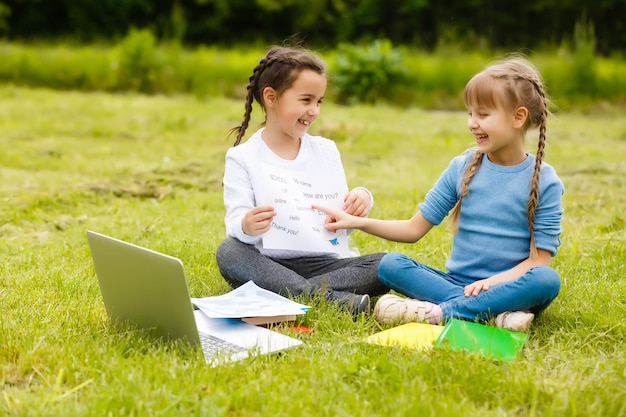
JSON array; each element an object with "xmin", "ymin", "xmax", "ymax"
[
  {"xmin": 533, "ymin": 164, "xmax": 565, "ymax": 256},
  {"xmin": 419, "ymin": 153, "xmax": 467, "ymax": 225}
]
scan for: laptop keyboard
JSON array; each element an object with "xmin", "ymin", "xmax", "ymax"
[{"xmin": 199, "ymin": 333, "xmax": 246, "ymax": 356}]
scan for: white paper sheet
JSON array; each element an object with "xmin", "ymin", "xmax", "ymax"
[
  {"xmin": 191, "ymin": 281, "xmax": 310, "ymax": 318},
  {"xmin": 257, "ymin": 163, "xmax": 349, "ymax": 254}
]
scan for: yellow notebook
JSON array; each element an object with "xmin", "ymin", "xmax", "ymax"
[{"xmin": 367, "ymin": 322, "xmax": 444, "ymax": 350}]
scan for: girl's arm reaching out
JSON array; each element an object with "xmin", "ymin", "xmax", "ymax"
[{"xmin": 312, "ymin": 204, "xmax": 434, "ymax": 243}]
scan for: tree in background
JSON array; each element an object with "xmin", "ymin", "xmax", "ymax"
[{"xmin": 0, "ymin": 0, "xmax": 624, "ymax": 54}]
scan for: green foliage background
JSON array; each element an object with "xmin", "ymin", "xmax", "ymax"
[
  {"xmin": 1, "ymin": 0, "xmax": 625, "ymax": 54},
  {"xmin": 1, "ymin": 35, "xmax": 625, "ymax": 111}
]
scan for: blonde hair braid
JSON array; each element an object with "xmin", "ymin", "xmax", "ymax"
[{"xmin": 448, "ymin": 150, "xmax": 484, "ymax": 233}]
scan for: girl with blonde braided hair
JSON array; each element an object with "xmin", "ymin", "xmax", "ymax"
[
  {"xmin": 216, "ymin": 46, "xmax": 388, "ymax": 315},
  {"xmin": 314, "ymin": 56, "xmax": 564, "ymax": 331}
]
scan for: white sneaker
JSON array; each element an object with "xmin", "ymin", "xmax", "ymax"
[
  {"xmin": 494, "ymin": 311, "xmax": 535, "ymax": 332},
  {"xmin": 373, "ymin": 294, "xmax": 442, "ymax": 325}
]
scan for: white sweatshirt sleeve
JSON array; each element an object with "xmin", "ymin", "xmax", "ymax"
[{"xmin": 223, "ymin": 145, "xmax": 260, "ymax": 245}]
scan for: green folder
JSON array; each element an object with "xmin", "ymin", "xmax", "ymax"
[{"xmin": 434, "ymin": 319, "xmax": 528, "ymax": 362}]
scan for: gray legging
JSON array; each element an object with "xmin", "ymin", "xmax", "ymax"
[{"xmin": 216, "ymin": 237, "xmax": 388, "ymax": 298}]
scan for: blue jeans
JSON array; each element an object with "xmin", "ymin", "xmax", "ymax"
[{"xmin": 378, "ymin": 252, "xmax": 561, "ymax": 321}]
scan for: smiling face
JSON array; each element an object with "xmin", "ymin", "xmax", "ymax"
[
  {"xmin": 465, "ymin": 78, "xmax": 528, "ymax": 166},
  {"xmin": 467, "ymin": 102, "xmax": 526, "ymax": 165},
  {"xmin": 263, "ymin": 69, "xmax": 327, "ymax": 142}
]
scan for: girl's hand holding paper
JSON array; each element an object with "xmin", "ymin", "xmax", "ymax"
[
  {"xmin": 242, "ymin": 205, "xmax": 276, "ymax": 236},
  {"xmin": 343, "ymin": 188, "xmax": 370, "ymax": 217}
]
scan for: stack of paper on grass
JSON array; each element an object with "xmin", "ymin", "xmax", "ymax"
[
  {"xmin": 367, "ymin": 322, "xmax": 445, "ymax": 350},
  {"xmin": 434, "ymin": 319, "xmax": 528, "ymax": 362},
  {"xmin": 191, "ymin": 281, "xmax": 310, "ymax": 325}
]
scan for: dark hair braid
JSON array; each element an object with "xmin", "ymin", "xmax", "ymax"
[{"xmin": 230, "ymin": 55, "xmax": 280, "ymax": 146}]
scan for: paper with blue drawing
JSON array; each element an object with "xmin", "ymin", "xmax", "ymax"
[{"xmin": 257, "ymin": 163, "xmax": 349, "ymax": 254}]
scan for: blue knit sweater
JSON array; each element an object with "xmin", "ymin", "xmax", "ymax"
[{"xmin": 419, "ymin": 150, "xmax": 564, "ymax": 281}]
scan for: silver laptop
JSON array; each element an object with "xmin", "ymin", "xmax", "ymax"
[{"xmin": 87, "ymin": 230, "xmax": 302, "ymax": 365}]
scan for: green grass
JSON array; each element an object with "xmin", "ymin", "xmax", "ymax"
[{"xmin": 1, "ymin": 85, "xmax": 626, "ymax": 416}]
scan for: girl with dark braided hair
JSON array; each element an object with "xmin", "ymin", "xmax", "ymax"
[
  {"xmin": 216, "ymin": 46, "xmax": 388, "ymax": 315},
  {"xmin": 314, "ymin": 56, "xmax": 564, "ymax": 331}
]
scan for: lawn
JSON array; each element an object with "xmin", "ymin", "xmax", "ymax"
[{"xmin": 1, "ymin": 85, "xmax": 625, "ymax": 416}]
